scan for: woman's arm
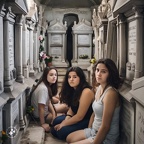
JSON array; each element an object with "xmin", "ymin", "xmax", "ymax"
[
  {"xmin": 93, "ymin": 89, "xmax": 119, "ymax": 144},
  {"xmin": 38, "ymin": 103, "xmax": 45, "ymax": 125},
  {"xmin": 88, "ymin": 112, "xmax": 95, "ymax": 128},
  {"xmin": 48, "ymin": 101, "xmax": 56, "ymax": 121},
  {"xmin": 56, "ymin": 88, "xmax": 94, "ymax": 128},
  {"xmin": 52, "ymin": 94, "xmax": 60, "ymax": 104},
  {"xmin": 65, "ymin": 107, "xmax": 74, "ymax": 120}
]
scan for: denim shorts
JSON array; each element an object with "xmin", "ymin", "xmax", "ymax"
[
  {"xmin": 84, "ymin": 128, "xmax": 118, "ymax": 144},
  {"xmin": 84, "ymin": 128, "xmax": 97, "ymax": 143}
]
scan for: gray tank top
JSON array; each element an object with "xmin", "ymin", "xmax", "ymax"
[{"xmin": 92, "ymin": 86, "xmax": 120, "ymax": 144}]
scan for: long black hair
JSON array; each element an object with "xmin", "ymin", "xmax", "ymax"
[
  {"xmin": 60, "ymin": 66, "xmax": 92, "ymax": 106},
  {"xmin": 30, "ymin": 66, "xmax": 58, "ymax": 114},
  {"xmin": 31, "ymin": 66, "xmax": 58, "ymax": 99},
  {"xmin": 92, "ymin": 58, "xmax": 123, "ymax": 92}
]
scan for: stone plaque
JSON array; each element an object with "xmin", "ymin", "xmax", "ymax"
[
  {"xmin": 78, "ymin": 35, "xmax": 89, "ymax": 45},
  {"xmin": 119, "ymin": 99, "xmax": 134, "ymax": 144},
  {"xmin": 135, "ymin": 102, "xmax": 144, "ymax": 144},
  {"xmin": 51, "ymin": 34, "xmax": 62, "ymax": 44},
  {"xmin": 12, "ymin": 100, "xmax": 19, "ymax": 122},
  {"xmin": 9, "ymin": 23, "xmax": 15, "ymax": 70},
  {"xmin": 78, "ymin": 47, "xmax": 90, "ymax": 58},
  {"xmin": 51, "ymin": 47, "xmax": 61, "ymax": 56},
  {"xmin": 128, "ymin": 20, "xmax": 136, "ymax": 63}
]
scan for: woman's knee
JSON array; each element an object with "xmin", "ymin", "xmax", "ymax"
[
  {"xmin": 52, "ymin": 115, "xmax": 65, "ymax": 126},
  {"xmin": 66, "ymin": 133, "xmax": 73, "ymax": 143}
]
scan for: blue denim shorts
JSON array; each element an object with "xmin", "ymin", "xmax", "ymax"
[{"xmin": 84, "ymin": 128, "xmax": 97, "ymax": 143}]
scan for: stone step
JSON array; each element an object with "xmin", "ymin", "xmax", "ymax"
[
  {"xmin": 58, "ymin": 70, "xmax": 66, "ymax": 76},
  {"xmin": 20, "ymin": 123, "xmax": 45, "ymax": 144}
]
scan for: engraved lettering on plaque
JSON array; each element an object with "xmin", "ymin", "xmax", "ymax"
[
  {"xmin": 128, "ymin": 21, "xmax": 136, "ymax": 63},
  {"xmin": 12, "ymin": 101, "xmax": 18, "ymax": 121},
  {"xmin": 78, "ymin": 35, "xmax": 89, "ymax": 45},
  {"xmin": 51, "ymin": 34, "xmax": 62, "ymax": 44},
  {"xmin": 9, "ymin": 24, "xmax": 14, "ymax": 70},
  {"xmin": 51, "ymin": 47, "xmax": 61, "ymax": 56},
  {"xmin": 136, "ymin": 104, "xmax": 144, "ymax": 144}
]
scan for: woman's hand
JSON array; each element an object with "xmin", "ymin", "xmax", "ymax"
[
  {"xmin": 54, "ymin": 120, "xmax": 66, "ymax": 131},
  {"xmin": 41, "ymin": 123, "xmax": 51, "ymax": 132}
]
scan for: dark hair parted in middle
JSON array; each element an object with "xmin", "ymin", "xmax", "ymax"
[
  {"xmin": 60, "ymin": 66, "xmax": 92, "ymax": 106},
  {"xmin": 92, "ymin": 58, "xmax": 123, "ymax": 91},
  {"xmin": 31, "ymin": 66, "xmax": 58, "ymax": 100}
]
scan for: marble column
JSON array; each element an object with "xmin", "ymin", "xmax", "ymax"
[
  {"xmin": 118, "ymin": 14, "xmax": 126, "ymax": 78},
  {"xmin": 0, "ymin": 6, "xmax": 5, "ymax": 93},
  {"xmin": 22, "ymin": 21, "xmax": 29, "ymax": 78},
  {"xmin": 29, "ymin": 29, "xmax": 35, "ymax": 76},
  {"xmin": 3, "ymin": 8, "xmax": 15, "ymax": 92},
  {"xmin": 15, "ymin": 14, "xmax": 24, "ymax": 83},
  {"xmin": 19, "ymin": 96, "xmax": 25, "ymax": 129},
  {"xmin": 89, "ymin": 34, "xmax": 92, "ymax": 58},
  {"xmin": 48, "ymin": 33, "xmax": 51, "ymax": 54},
  {"xmin": 93, "ymin": 27, "xmax": 99, "ymax": 60},
  {"xmin": 62, "ymin": 34, "xmax": 65, "ymax": 62},
  {"xmin": 133, "ymin": 6, "xmax": 144, "ymax": 78},
  {"xmin": 116, "ymin": 17, "xmax": 120, "ymax": 68},
  {"xmin": 74, "ymin": 34, "xmax": 77, "ymax": 62},
  {"xmin": 33, "ymin": 26, "xmax": 38, "ymax": 69}
]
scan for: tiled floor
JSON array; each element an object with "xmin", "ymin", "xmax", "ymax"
[{"xmin": 44, "ymin": 133, "xmax": 67, "ymax": 144}]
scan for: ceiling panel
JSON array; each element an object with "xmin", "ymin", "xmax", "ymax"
[{"xmin": 39, "ymin": 0, "xmax": 101, "ymax": 8}]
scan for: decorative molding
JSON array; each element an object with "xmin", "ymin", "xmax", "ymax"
[
  {"xmin": 133, "ymin": 6, "xmax": 144, "ymax": 18},
  {"xmin": 56, "ymin": 8, "xmax": 88, "ymax": 14}
]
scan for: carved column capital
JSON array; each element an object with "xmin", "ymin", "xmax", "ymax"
[
  {"xmin": 15, "ymin": 14, "xmax": 24, "ymax": 25},
  {"xmin": 118, "ymin": 13, "xmax": 126, "ymax": 23},
  {"xmin": 132, "ymin": 6, "xmax": 144, "ymax": 18}
]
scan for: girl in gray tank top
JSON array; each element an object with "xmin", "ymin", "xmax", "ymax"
[{"xmin": 66, "ymin": 58, "xmax": 123, "ymax": 144}]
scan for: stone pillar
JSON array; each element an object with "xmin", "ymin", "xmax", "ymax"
[
  {"xmin": 33, "ymin": 26, "xmax": 38, "ymax": 69},
  {"xmin": 0, "ymin": 6, "xmax": 5, "ymax": 94},
  {"xmin": 62, "ymin": 34, "xmax": 65, "ymax": 62},
  {"xmin": 118, "ymin": 14, "xmax": 126, "ymax": 78},
  {"xmin": 93, "ymin": 27, "xmax": 99, "ymax": 60},
  {"xmin": 29, "ymin": 29, "xmax": 35, "ymax": 76},
  {"xmin": 15, "ymin": 14, "xmax": 24, "ymax": 83},
  {"xmin": 3, "ymin": 8, "xmax": 15, "ymax": 92},
  {"xmin": 19, "ymin": 96, "xmax": 25, "ymax": 129},
  {"xmin": 48, "ymin": 33, "xmax": 51, "ymax": 54},
  {"xmin": 133, "ymin": 6, "xmax": 144, "ymax": 78},
  {"xmin": 116, "ymin": 17, "xmax": 120, "ymax": 68},
  {"xmin": 74, "ymin": 34, "xmax": 77, "ymax": 62},
  {"xmin": 22, "ymin": 21, "xmax": 29, "ymax": 78}
]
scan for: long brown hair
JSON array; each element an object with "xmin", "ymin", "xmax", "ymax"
[{"xmin": 31, "ymin": 66, "xmax": 58, "ymax": 114}]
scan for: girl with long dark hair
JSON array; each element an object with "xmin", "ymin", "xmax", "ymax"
[
  {"xmin": 67, "ymin": 58, "xmax": 123, "ymax": 144},
  {"xmin": 51, "ymin": 66, "xmax": 94, "ymax": 140},
  {"xmin": 31, "ymin": 66, "xmax": 58, "ymax": 132}
]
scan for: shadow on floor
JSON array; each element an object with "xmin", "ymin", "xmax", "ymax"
[{"xmin": 44, "ymin": 133, "xmax": 67, "ymax": 144}]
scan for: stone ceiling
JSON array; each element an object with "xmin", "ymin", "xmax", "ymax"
[{"xmin": 38, "ymin": 0, "xmax": 101, "ymax": 8}]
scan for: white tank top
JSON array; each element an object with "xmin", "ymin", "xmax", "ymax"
[{"xmin": 92, "ymin": 86, "xmax": 120, "ymax": 143}]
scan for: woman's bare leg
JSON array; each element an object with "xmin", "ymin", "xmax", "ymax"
[
  {"xmin": 46, "ymin": 113, "xmax": 53, "ymax": 124},
  {"xmin": 54, "ymin": 103, "xmax": 69, "ymax": 114},
  {"xmin": 69, "ymin": 139, "xmax": 92, "ymax": 144},
  {"xmin": 66, "ymin": 130, "xmax": 86, "ymax": 143}
]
